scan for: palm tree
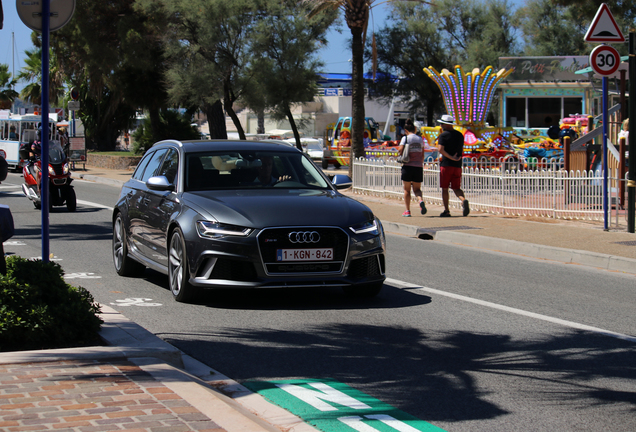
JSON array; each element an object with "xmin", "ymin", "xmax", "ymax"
[
  {"xmin": 0, "ymin": 64, "xmax": 19, "ymax": 110},
  {"xmin": 17, "ymin": 48, "xmax": 66, "ymax": 107},
  {"xmin": 306, "ymin": 0, "xmax": 371, "ymax": 174},
  {"xmin": 306, "ymin": 0, "xmax": 430, "ymax": 174}
]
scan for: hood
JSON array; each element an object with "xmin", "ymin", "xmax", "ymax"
[{"xmin": 182, "ymin": 189, "xmax": 375, "ymax": 228}]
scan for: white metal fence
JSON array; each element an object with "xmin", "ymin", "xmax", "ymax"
[{"xmin": 352, "ymin": 157, "xmax": 628, "ymax": 226}]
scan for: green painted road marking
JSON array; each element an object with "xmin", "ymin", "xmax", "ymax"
[{"xmin": 243, "ymin": 379, "xmax": 446, "ymax": 432}]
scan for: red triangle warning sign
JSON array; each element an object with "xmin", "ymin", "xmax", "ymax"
[{"xmin": 585, "ymin": 3, "xmax": 625, "ymax": 43}]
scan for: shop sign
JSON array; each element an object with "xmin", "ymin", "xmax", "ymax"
[{"xmin": 498, "ymin": 56, "xmax": 590, "ymax": 82}]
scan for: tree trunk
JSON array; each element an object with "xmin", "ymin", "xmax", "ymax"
[
  {"xmin": 205, "ymin": 100, "xmax": 228, "ymax": 139},
  {"xmin": 148, "ymin": 107, "xmax": 161, "ymax": 143},
  {"xmin": 285, "ymin": 106, "xmax": 303, "ymax": 151},
  {"xmin": 224, "ymin": 83, "xmax": 245, "ymax": 140},
  {"xmin": 257, "ymin": 110, "xmax": 265, "ymax": 134},
  {"xmin": 350, "ymin": 25, "xmax": 366, "ymax": 177}
]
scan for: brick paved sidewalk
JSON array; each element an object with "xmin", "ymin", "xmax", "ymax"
[{"xmin": 0, "ymin": 359, "xmax": 224, "ymax": 432}]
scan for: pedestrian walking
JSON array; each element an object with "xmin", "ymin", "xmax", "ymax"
[
  {"xmin": 437, "ymin": 115, "xmax": 469, "ymax": 217},
  {"xmin": 398, "ymin": 120, "xmax": 426, "ymax": 217}
]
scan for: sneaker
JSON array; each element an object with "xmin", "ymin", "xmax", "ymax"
[
  {"xmin": 419, "ymin": 201, "xmax": 427, "ymax": 215},
  {"xmin": 402, "ymin": 210, "xmax": 411, "ymax": 217},
  {"xmin": 462, "ymin": 199, "xmax": 470, "ymax": 216},
  {"xmin": 440, "ymin": 210, "xmax": 451, "ymax": 217}
]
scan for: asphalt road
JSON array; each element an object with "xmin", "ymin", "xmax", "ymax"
[{"xmin": 2, "ymin": 172, "xmax": 635, "ymax": 432}]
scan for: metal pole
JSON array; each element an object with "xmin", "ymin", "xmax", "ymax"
[
  {"xmin": 602, "ymin": 75, "xmax": 608, "ymax": 231},
  {"xmin": 41, "ymin": 0, "xmax": 50, "ymax": 262},
  {"xmin": 628, "ymin": 31, "xmax": 636, "ymax": 233}
]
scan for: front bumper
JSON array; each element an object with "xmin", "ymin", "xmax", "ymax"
[{"xmin": 186, "ymin": 226, "xmax": 386, "ymax": 289}]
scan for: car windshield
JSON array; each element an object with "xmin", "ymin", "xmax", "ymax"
[{"xmin": 185, "ymin": 150, "xmax": 330, "ymax": 191}]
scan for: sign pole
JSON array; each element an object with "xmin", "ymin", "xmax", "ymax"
[
  {"xmin": 41, "ymin": 0, "xmax": 50, "ymax": 261},
  {"xmin": 628, "ymin": 31, "xmax": 635, "ymax": 233}
]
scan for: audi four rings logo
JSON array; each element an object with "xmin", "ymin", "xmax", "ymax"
[{"xmin": 288, "ymin": 231, "xmax": 320, "ymax": 243}]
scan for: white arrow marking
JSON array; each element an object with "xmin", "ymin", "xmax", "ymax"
[{"xmin": 111, "ymin": 298, "xmax": 163, "ymax": 307}]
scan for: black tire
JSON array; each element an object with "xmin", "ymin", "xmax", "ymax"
[
  {"xmin": 66, "ymin": 187, "xmax": 77, "ymax": 212},
  {"xmin": 322, "ymin": 158, "xmax": 329, "ymax": 169},
  {"xmin": 343, "ymin": 281, "xmax": 383, "ymax": 298},
  {"xmin": 112, "ymin": 213, "xmax": 145, "ymax": 276},
  {"xmin": 333, "ymin": 161, "xmax": 341, "ymax": 169},
  {"xmin": 168, "ymin": 228, "xmax": 198, "ymax": 303}
]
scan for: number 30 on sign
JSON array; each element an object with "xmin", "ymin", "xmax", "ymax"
[{"xmin": 589, "ymin": 45, "xmax": 621, "ymax": 76}]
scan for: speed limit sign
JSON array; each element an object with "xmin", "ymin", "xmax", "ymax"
[{"xmin": 589, "ymin": 45, "xmax": 621, "ymax": 76}]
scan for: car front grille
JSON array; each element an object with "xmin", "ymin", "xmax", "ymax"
[{"xmin": 257, "ymin": 227, "xmax": 349, "ymax": 275}]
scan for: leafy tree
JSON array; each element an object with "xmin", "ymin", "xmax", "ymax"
[
  {"xmin": 143, "ymin": 0, "xmax": 260, "ymax": 140},
  {"xmin": 0, "ymin": 64, "xmax": 18, "ymax": 109},
  {"xmin": 52, "ymin": 0, "xmax": 169, "ymax": 149},
  {"xmin": 515, "ymin": 0, "xmax": 588, "ymax": 56},
  {"xmin": 249, "ymin": 0, "xmax": 333, "ymax": 149},
  {"xmin": 369, "ymin": 3, "xmax": 448, "ymax": 125},
  {"xmin": 371, "ymin": 0, "xmax": 519, "ymax": 124},
  {"xmin": 131, "ymin": 109, "xmax": 200, "ymax": 154}
]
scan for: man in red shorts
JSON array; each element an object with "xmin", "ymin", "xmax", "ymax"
[{"xmin": 437, "ymin": 115, "xmax": 469, "ymax": 217}]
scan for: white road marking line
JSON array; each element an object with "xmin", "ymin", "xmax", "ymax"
[
  {"xmin": 77, "ymin": 200, "xmax": 112, "ymax": 210},
  {"xmin": 1, "ymin": 190, "xmax": 111, "ymax": 210},
  {"xmin": 65, "ymin": 272, "xmax": 102, "ymax": 279},
  {"xmin": 386, "ymin": 277, "xmax": 636, "ymax": 344}
]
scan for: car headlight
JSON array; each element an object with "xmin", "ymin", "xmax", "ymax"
[
  {"xmin": 349, "ymin": 219, "xmax": 379, "ymax": 235},
  {"xmin": 197, "ymin": 220, "xmax": 253, "ymax": 239}
]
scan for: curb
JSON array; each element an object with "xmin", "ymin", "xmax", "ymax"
[
  {"xmin": 0, "ymin": 305, "xmax": 318, "ymax": 432},
  {"xmin": 76, "ymin": 173, "xmax": 126, "ymax": 188},
  {"xmin": 433, "ymin": 230, "xmax": 636, "ymax": 275},
  {"xmin": 379, "ymin": 221, "xmax": 636, "ymax": 275}
]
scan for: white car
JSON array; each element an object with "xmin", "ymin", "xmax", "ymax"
[{"xmin": 284, "ymin": 138, "xmax": 324, "ymax": 163}]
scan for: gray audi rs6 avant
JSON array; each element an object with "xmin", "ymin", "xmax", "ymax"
[{"xmin": 112, "ymin": 139, "xmax": 386, "ymax": 302}]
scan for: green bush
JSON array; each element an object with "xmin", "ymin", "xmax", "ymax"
[
  {"xmin": 132, "ymin": 109, "xmax": 201, "ymax": 154},
  {"xmin": 0, "ymin": 256, "xmax": 103, "ymax": 352}
]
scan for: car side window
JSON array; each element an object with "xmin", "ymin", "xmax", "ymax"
[
  {"xmin": 132, "ymin": 151, "xmax": 154, "ymax": 181},
  {"xmin": 156, "ymin": 148, "xmax": 179, "ymax": 185},
  {"xmin": 140, "ymin": 149, "xmax": 168, "ymax": 183}
]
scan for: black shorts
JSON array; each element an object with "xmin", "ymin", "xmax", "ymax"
[{"xmin": 401, "ymin": 165, "xmax": 423, "ymax": 183}]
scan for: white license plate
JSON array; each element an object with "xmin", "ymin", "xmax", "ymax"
[{"xmin": 276, "ymin": 248, "xmax": 333, "ymax": 262}]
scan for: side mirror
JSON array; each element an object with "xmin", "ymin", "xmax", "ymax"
[
  {"xmin": 147, "ymin": 176, "xmax": 175, "ymax": 192},
  {"xmin": 331, "ymin": 174, "xmax": 352, "ymax": 189}
]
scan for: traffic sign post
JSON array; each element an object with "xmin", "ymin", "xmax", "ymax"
[
  {"xmin": 584, "ymin": 3, "xmax": 625, "ymax": 43},
  {"xmin": 588, "ymin": 44, "xmax": 620, "ymax": 231},
  {"xmin": 589, "ymin": 45, "xmax": 621, "ymax": 76},
  {"xmin": 17, "ymin": 0, "xmax": 75, "ymax": 262},
  {"xmin": 584, "ymin": 3, "xmax": 625, "ymax": 231}
]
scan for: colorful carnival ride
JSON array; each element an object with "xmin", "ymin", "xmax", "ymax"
[
  {"xmin": 324, "ymin": 64, "xmax": 572, "ymax": 169},
  {"xmin": 422, "ymin": 65, "xmax": 521, "ymax": 169}
]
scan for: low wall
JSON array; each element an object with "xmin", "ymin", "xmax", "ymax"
[{"xmin": 86, "ymin": 154, "xmax": 141, "ymax": 171}]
